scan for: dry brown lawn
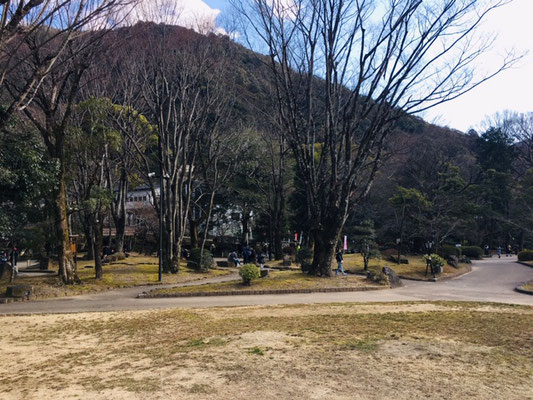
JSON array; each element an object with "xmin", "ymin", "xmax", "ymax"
[
  {"xmin": 0, "ymin": 301, "xmax": 532, "ymax": 399},
  {"xmin": 152, "ymin": 269, "xmax": 384, "ymax": 295},
  {"xmin": 0, "ymin": 254, "xmax": 232, "ymax": 299},
  {"xmin": 343, "ymin": 253, "xmax": 470, "ymax": 280}
]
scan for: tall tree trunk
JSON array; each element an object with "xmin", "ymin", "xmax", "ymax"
[
  {"xmin": 94, "ymin": 214, "xmax": 104, "ymax": 279},
  {"xmin": 83, "ymin": 215, "xmax": 95, "ymax": 260},
  {"xmin": 56, "ymin": 159, "xmax": 80, "ymax": 284},
  {"xmin": 308, "ymin": 213, "xmax": 344, "ymax": 276},
  {"xmin": 115, "ymin": 212, "xmax": 126, "ymax": 254},
  {"xmin": 241, "ymin": 214, "xmax": 249, "ymax": 245},
  {"xmin": 310, "ymin": 229, "xmax": 338, "ymax": 277},
  {"xmin": 273, "ymin": 211, "xmax": 283, "ymax": 260},
  {"xmin": 189, "ymin": 215, "xmax": 199, "ymax": 249}
]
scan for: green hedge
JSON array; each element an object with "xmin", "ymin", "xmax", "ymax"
[
  {"xmin": 460, "ymin": 246, "xmax": 483, "ymax": 259},
  {"xmin": 439, "ymin": 244, "xmax": 461, "ymax": 259},
  {"xmin": 518, "ymin": 249, "xmax": 533, "ymax": 262}
]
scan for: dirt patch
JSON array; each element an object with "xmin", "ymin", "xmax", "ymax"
[{"xmin": 0, "ymin": 302, "xmax": 532, "ymax": 399}]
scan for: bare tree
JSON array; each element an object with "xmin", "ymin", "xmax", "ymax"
[
  {"xmin": 6, "ymin": 1, "xmax": 135, "ymax": 284},
  {"xmin": 233, "ymin": 0, "xmax": 520, "ymax": 276},
  {"xmin": 0, "ymin": 0, "xmax": 133, "ymax": 127},
  {"xmin": 119, "ymin": 24, "xmax": 233, "ymax": 272}
]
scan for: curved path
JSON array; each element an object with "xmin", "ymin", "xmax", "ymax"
[{"xmin": 1, "ymin": 256, "xmax": 532, "ymax": 315}]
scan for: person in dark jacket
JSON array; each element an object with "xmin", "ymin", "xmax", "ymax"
[{"xmin": 335, "ymin": 249, "xmax": 346, "ymax": 276}]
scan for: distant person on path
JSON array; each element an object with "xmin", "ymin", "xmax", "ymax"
[
  {"xmin": 497, "ymin": 246, "xmax": 502, "ymax": 258},
  {"xmin": 335, "ymin": 249, "xmax": 346, "ymax": 276},
  {"xmin": 506, "ymin": 244, "xmax": 512, "ymax": 257},
  {"xmin": 484, "ymin": 245, "xmax": 489, "ymax": 256},
  {"xmin": 258, "ymin": 252, "xmax": 266, "ymax": 270}
]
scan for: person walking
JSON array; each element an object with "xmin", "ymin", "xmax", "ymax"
[
  {"xmin": 497, "ymin": 246, "xmax": 502, "ymax": 258},
  {"xmin": 335, "ymin": 249, "xmax": 346, "ymax": 276}
]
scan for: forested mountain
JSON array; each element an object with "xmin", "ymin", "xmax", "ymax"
[{"xmin": 1, "ymin": 21, "xmax": 531, "ymax": 278}]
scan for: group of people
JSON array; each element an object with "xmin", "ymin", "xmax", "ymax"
[
  {"xmin": 486, "ymin": 244, "xmax": 515, "ymax": 258},
  {"xmin": 229, "ymin": 245, "xmax": 267, "ymax": 269}
]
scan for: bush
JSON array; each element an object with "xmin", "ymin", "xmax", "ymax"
[
  {"xmin": 439, "ymin": 244, "xmax": 461, "ymax": 259},
  {"xmin": 239, "ymin": 263, "xmax": 260, "ymax": 285},
  {"xmin": 187, "ymin": 248, "xmax": 213, "ymax": 272},
  {"xmin": 295, "ymin": 247, "xmax": 312, "ymax": 268},
  {"xmin": 518, "ymin": 249, "xmax": 533, "ymax": 262},
  {"xmin": 460, "ymin": 246, "xmax": 483, "ymax": 260},
  {"xmin": 423, "ymin": 254, "xmax": 445, "ymax": 273},
  {"xmin": 366, "ymin": 270, "xmax": 389, "ymax": 285},
  {"xmin": 459, "ymin": 255, "xmax": 471, "ymax": 264}
]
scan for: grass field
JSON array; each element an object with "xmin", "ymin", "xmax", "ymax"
[
  {"xmin": 0, "ymin": 301, "xmax": 531, "ymax": 399},
  {"xmin": 343, "ymin": 253, "xmax": 470, "ymax": 280},
  {"xmin": 152, "ymin": 269, "xmax": 384, "ymax": 295},
  {"xmin": 0, "ymin": 254, "xmax": 232, "ymax": 299}
]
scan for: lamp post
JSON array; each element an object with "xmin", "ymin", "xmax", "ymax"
[{"xmin": 149, "ymin": 171, "xmax": 168, "ymax": 282}]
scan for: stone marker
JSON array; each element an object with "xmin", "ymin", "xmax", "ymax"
[
  {"xmin": 447, "ymin": 255, "xmax": 459, "ymax": 268},
  {"xmin": 382, "ymin": 266, "xmax": 403, "ymax": 288}
]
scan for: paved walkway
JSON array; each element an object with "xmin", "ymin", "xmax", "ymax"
[{"xmin": 1, "ymin": 256, "xmax": 531, "ymax": 315}]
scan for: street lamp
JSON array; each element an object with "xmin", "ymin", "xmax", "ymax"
[{"xmin": 149, "ymin": 171, "xmax": 169, "ymax": 282}]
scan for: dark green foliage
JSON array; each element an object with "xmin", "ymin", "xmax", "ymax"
[
  {"xmin": 187, "ymin": 248, "xmax": 213, "ymax": 272},
  {"xmin": 0, "ymin": 118, "xmax": 57, "ymax": 248},
  {"xmin": 461, "ymin": 246, "xmax": 483, "ymax": 259},
  {"xmin": 295, "ymin": 246, "xmax": 312, "ymax": 269},
  {"xmin": 239, "ymin": 263, "xmax": 260, "ymax": 285},
  {"xmin": 476, "ymin": 127, "xmax": 515, "ymax": 173},
  {"xmin": 439, "ymin": 244, "xmax": 461, "ymax": 259},
  {"xmin": 517, "ymin": 250, "xmax": 533, "ymax": 262}
]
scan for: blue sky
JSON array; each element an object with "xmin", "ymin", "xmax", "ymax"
[{"xmin": 200, "ymin": 0, "xmax": 533, "ymax": 132}]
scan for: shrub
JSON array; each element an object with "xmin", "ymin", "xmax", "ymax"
[
  {"xmin": 366, "ymin": 270, "xmax": 389, "ymax": 285},
  {"xmin": 239, "ymin": 263, "xmax": 260, "ymax": 285},
  {"xmin": 518, "ymin": 249, "xmax": 533, "ymax": 262},
  {"xmin": 459, "ymin": 255, "xmax": 471, "ymax": 264},
  {"xmin": 187, "ymin": 248, "xmax": 213, "ymax": 272},
  {"xmin": 114, "ymin": 252, "xmax": 126, "ymax": 261},
  {"xmin": 423, "ymin": 254, "xmax": 445, "ymax": 273},
  {"xmin": 295, "ymin": 247, "xmax": 312, "ymax": 268},
  {"xmin": 460, "ymin": 246, "xmax": 483, "ymax": 259},
  {"xmin": 439, "ymin": 244, "xmax": 461, "ymax": 259}
]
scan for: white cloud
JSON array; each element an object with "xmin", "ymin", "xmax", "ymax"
[{"xmin": 120, "ymin": 0, "xmax": 222, "ymax": 34}]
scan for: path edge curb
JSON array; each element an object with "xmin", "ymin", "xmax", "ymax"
[{"xmin": 138, "ymin": 285, "xmax": 387, "ymax": 299}]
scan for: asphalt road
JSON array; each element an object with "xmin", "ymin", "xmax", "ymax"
[{"xmin": 1, "ymin": 256, "xmax": 532, "ymax": 315}]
